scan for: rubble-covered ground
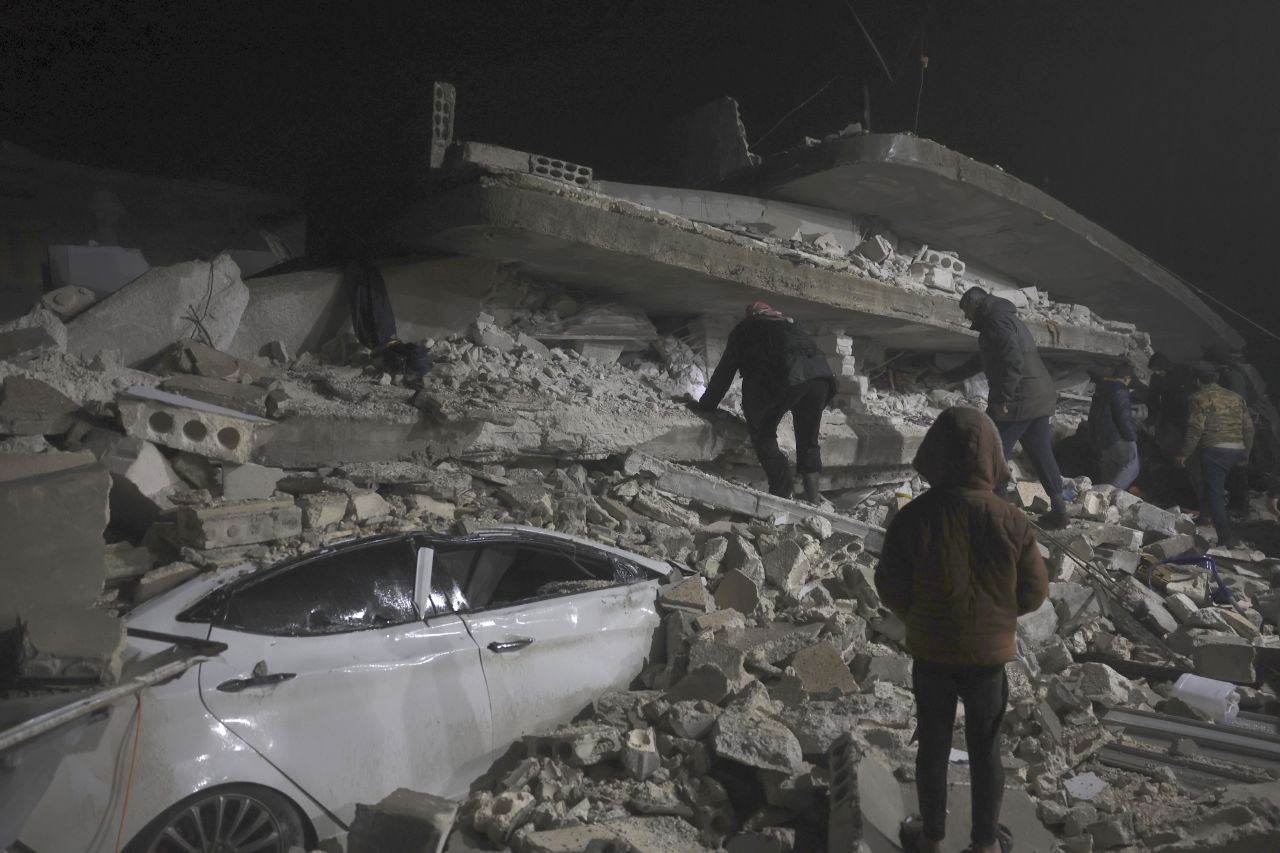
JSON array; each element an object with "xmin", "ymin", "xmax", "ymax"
[{"xmin": 3, "ymin": 259, "xmax": 1280, "ymax": 852}]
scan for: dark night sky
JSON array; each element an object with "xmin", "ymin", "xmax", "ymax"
[{"xmin": 5, "ymin": 0, "xmax": 1280, "ymax": 352}]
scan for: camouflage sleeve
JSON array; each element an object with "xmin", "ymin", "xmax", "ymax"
[{"xmin": 1178, "ymin": 393, "xmax": 1205, "ymax": 458}]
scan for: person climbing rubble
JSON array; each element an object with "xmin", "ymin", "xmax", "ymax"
[
  {"xmin": 874, "ymin": 406, "xmax": 1048, "ymax": 853},
  {"xmin": 1088, "ymin": 363, "xmax": 1139, "ymax": 490},
  {"xmin": 1176, "ymin": 360, "xmax": 1253, "ymax": 547},
  {"xmin": 945, "ymin": 286, "xmax": 1069, "ymax": 528},
  {"xmin": 690, "ymin": 301, "xmax": 835, "ymax": 503}
]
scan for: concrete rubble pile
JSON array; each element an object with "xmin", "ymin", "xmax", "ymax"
[{"xmin": 3, "ymin": 253, "xmax": 1280, "ymax": 850}]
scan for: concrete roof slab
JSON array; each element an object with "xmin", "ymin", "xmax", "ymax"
[
  {"xmin": 735, "ymin": 133, "xmax": 1239, "ymax": 358},
  {"xmin": 391, "ymin": 176, "xmax": 1129, "ymax": 359}
]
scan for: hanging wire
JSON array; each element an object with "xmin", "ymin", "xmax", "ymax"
[
  {"xmin": 842, "ymin": 0, "xmax": 894, "ymax": 84},
  {"xmin": 913, "ymin": 29, "xmax": 928, "ymax": 135},
  {"xmin": 752, "ymin": 75, "xmax": 842, "ymax": 149}
]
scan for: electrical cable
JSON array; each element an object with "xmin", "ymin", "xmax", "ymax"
[
  {"xmin": 842, "ymin": 0, "xmax": 894, "ymax": 84},
  {"xmin": 913, "ymin": 34, "xmax": 928, "ymax": 136},
  {"xmin": 751, "ymin": 75, "xmax": 841, "ymax": 149},
  {"xmin": 113, "ymin": 693, "xmax": 143, "ymax": 853},
  {"xmin": 1177, "ymin": 277, "xmax": 1280, "ymax": 346}
]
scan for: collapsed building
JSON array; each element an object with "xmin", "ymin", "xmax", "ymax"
[{"xmin": 2, "ymin": 88, "xmax": 1279, "ymax": 852}]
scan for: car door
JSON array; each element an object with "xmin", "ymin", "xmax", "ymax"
[
  {"xmin": 197, "ymin": 537, "xmax": 492, "ymax": 824},
  {"xmin": 425, "ymin": 537, "xmax": 662, "ymax": 749}
]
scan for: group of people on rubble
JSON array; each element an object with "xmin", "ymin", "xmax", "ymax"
[{"xmin": 690, "ymin": 287, "xmax": 1265, "ymax": 852}]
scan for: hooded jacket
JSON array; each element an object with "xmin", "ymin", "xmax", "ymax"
[
  {"xmin": 874, "ymin": 407, "xmax": 1049, "ymax": 666},
  {"xmin": 970, "ymin": 294, "xmax": 1058, "ymax": 422},
  {"xmin": 1088, "ymin": 376, "xmax": 1137, "ymax": 448},
  {"xmin": 700, "ymin": 314, "xmax": 834, "ymax": 417}
]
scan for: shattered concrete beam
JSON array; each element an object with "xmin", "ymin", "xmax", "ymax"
[
  {"xmin": 625, "ymin": 452, "xmax": 885, "ymax": 552},
  {"xmin": 390, "ymin": 174, "xmax": 1130, "ymax": 358},
  {"xmin": 731, "ymin": 133, "xmax": 1239, "ymax": 357}
]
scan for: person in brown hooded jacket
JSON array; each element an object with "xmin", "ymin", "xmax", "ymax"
[{"xmin": 875, "ymin": 406, "xmax": 1049, "ymax": 853}]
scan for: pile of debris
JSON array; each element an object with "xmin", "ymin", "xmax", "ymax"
[{"xmin": 3, "ymin": 252, "xmax": 1280, "ymax": 851}]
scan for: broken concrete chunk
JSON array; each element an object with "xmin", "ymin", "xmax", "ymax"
[
  {"xmin": 827, "ymin": 732, "xmax": 863, "ymax": 852},
  {"xmin": 0, "ymin": 307, "xmax": 67, "ymax": 360},
  {"xmin": 80, "ymin": 432, "xmax": 185, "ymax": 532},
  {"xmin": 41, "ymin": 285, "xmax": 98, "ymax": 319},
  {"xmin": 473, "ymin": 790, "xmax": 536, "ymax": 846},
  {"xmin": 711, "ymin": 707, "xmax": 804, "ymax": 774},
  {"xmin": 621, "ymin": 727, "xmax": 661, "ymax": 780},
  {"xmin": 176, "ymin": 496, "xmax": 302, "ymax": 548},
  {"xmin": 129, "ymin": 561, "xmax": 201, "ymax": 605},
  {"xmin": 1080, "ymin": 662, "xmax": 1134, "ymax": 707},
  {"xmin": 1, "ymin": 458, "xmax": 110, "ymax": 625},
  {"xmin": 1017, "ymin": 598, "xmax": 1060, "ymax": 648},
  {"xmin": 0, "ymin": 376, "xmax": 80, "ymax": 436},
  {"xmin": 722, "ymin": 534, "xmax": 766, "ymax": 584},
  {"xmin": 17, "ymin": 607, "xmax": 125, "ymax": 684},
  {"xmin": 349, "ymin": 490, "xmax": 391, "ymax": 521},
  {"xmin": 1015, "ymin": 481, "xmax": 1051, "ymax": 512},
  {"xmin": 693, "ymin": 608, "xmax": 745, "ymax": 635},
  {"xmin": 524, "ymin": 722, "xmax": 622, "ymax": 767},
  {"xmin": 66, "ymin": 253, "xmax": 248, "ymax": 367},
  {"xmin": 160, "ymin": 374, "xmax": 270, "ymax": 418},
  {"xmin": 1191, "ymin": 633, "xmax": 1257, "ymax": 683},
  {"xmin": 348, "ymin": 787, "xmax": 457, "ymax": 853},
  {"xmin": 713, "ymin": 569, "xmax": 761, "ymax": 615},
  {"xmin": 1165, "ymin": 591, "xmax": 1200, "ymax": 623},
  {"xmin": 221, "ymin": 462, "xmax": 285, "ymax": 501},
  {"xmin": 1145, "ymin": 533, "xmax": 1197, "ymax": 561},
  {"xmin": 173, "ymin": 340, "xmax": 271, "ymax": 383},
  {"xmin": 117, "ymin": 385, "xmax": 271, "ymax": 464},
  {"xmin": 658, "ymin": 576, "xmax": 714, "ymax": 612},
  {"xmin": 789, "ymin": 640, "xmax": 857, "ymax": 696},
  {"xmin": 762, "ymin": 539, "xmax": 811, "ymax": 594},
  {"xmin": 632, "ymin": 490, "xmax": 701, "ymax": 529},
  {"xmin": 1130, "ymin": 501, "xmax": 1181, "ymax": 537}
]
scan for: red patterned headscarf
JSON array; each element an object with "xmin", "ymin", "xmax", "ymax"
[{"xmin": 746, "ymin": 301, "xmax": 784, "ymax": 318}]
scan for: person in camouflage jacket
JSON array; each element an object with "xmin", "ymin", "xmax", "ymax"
[{"xmin": 1176, "ymin": 362, "xmax": 1254, "ymax": 547}]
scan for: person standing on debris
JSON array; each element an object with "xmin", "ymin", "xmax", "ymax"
[
  {"xmin": 875, "ymin": 406, "xmax": 1048, "ymax": 853},
  {"xmin": 690, "ymin": 301, "xmax": 835, "ymax": 503},
  {"xmin": 1145, "ymin": 352, "xmax": 1197, "ymax": 461},
  {"xmin": 945, "ymin": 286, "xmax": 1069, "ymax": 528},
  {"xmin": 1205, "ymin": 342, "xmax": 1256, "ymax": 514},
  {"xmin": 1177, "ymin": 361, "xmax": 1254, "ymax": 548},
  {"xmin": 1088, "ymin": 364, "xmax": 1139, "ymax": 490}
]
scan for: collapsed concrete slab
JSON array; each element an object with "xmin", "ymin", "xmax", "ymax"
[
  {"xmin": 626, "ymin": 453, "xmax": 885, "ymax": 551},
  {"xmin": 390, "ymin": 174, "xmax": 1131, "ymax": 358},
  {"xmin": 733, "ymin": 133, "xmax": 1239, "ymax": 357},
  {"xmin": 66, "ymin": 253, "xmax": 249, "ymax": 366}
]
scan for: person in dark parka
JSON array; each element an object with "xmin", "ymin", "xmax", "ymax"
[
  {"xmin": 946, "ymin": 287, "xmax": 1069, "ymax": 528},
  {"xmin": 693, "ymin": 301, "xmax": 835, "ymax": 502},
  {"xmin": 1088, "ymin": 364, "xmax": 1139, "ymax": 490},
  {"xmin": 876, "ymin": 406, "xmax": 1048, "ymax": 853}
]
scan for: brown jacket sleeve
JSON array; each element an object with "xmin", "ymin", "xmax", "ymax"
[
  {"xmin": 874, "ymin": 522, "xmax": 913, "ymax": 619},
  {"xmin": 1014, "ymin": 525, "xmax": 1049, "ymax": 616}
]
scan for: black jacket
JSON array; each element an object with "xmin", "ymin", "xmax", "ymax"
[
  {"xmin": 950, "ymin": 295, "xmax": 1057, "ymax": 422},
  {"xmin": 1089, "ymin": 377, "xmax": 1136, "ymax": 447},
  {"xmin": 700, "ymin": 315, "xmax": 833, "ymax": 417}
]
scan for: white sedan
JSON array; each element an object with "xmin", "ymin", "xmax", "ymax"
[{"xmin": 13, "ymin": 526, "xmax": 672, "ymax": 852}]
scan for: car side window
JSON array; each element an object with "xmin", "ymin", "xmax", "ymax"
[
  {"xmin": 432, "ymin": 543, "xmax": 623, "ymax": 612},
  {"xmin": 221, "ymin": 539, "xmax": 418, "ymax": 636}
]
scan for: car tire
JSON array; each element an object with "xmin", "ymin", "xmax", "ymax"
[{"xmin": 123, "ymin": 784, "xmax": 308, "ymax": 853}]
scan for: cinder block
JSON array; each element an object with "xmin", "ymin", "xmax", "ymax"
[
  {"xmin": 118, "ymin": 385, "xmax": 271, "ymax": 464},
  {"xmin": 349, "ymin": 786, "xmax": 457, "ymax": 853},
  {"xmin": 530, "ymin": 154, "xmax": 592, "ymax": 187},
  {"xmin": 176, "ymin": 496, "xmax": 302, "ymax": 548},
  {"xmin": 914, "ymin": 248, "xmax": 965, "ymax": 276},
  {"xmin": 524, "ymin": 723, "xmax": 623, "ymax": 767},
  {"xmin": 429, "ymin": 81, "xmax": 456, "ymax": 170},
  {"xmin": 827, "ymin": 732, "xmax": 862, "ymax": 852}
]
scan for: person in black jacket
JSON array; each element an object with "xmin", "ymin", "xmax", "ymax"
[
  {"xmin": 1089, "ymin": 365, "xmax": 1139, "ymax": 490},
  {"xmin": 692, "ymin": 301, "xmax": 835, "ymax": 503},
  {"xmin": 945, "ymin": 287, "xmax": 1069, "ymax": 528}
]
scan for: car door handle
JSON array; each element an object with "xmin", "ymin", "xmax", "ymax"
[
  {"xmin": 216, "ymin": 672, "xmax": 297, "ymax": 692},
  {"xmin": 487, "ymin": 638, "xmax": 534, "ymax": 653}
]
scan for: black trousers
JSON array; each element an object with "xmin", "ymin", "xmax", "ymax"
[
  {"xmin": 996, "ymin": 415, "xmax": 1064, "ymax": 501},
  {"xmin": 745, "ymin": 378, "xmax": 829, "ymax": 497},
  {"xmin": 913, "ymin": 658, "xmax": 1009, "ymax": 846}
]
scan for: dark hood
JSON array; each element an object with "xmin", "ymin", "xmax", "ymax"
[
  {"xmin": 913, "ymin": 406, "xmax": 1010, "ymax": 490},
  {"xmin": 969, "ymin": 292, "xmax": 1017, "ymax": 331}
]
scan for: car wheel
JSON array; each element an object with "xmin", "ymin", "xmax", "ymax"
[{"xmin": 125, "ymin": 784, "xmax": 307, "ymax": 853}]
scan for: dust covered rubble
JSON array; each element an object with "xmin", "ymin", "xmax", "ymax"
[{"xmin": 3, "ymin": 269, "xmax": 1280, "ymax": 850}]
